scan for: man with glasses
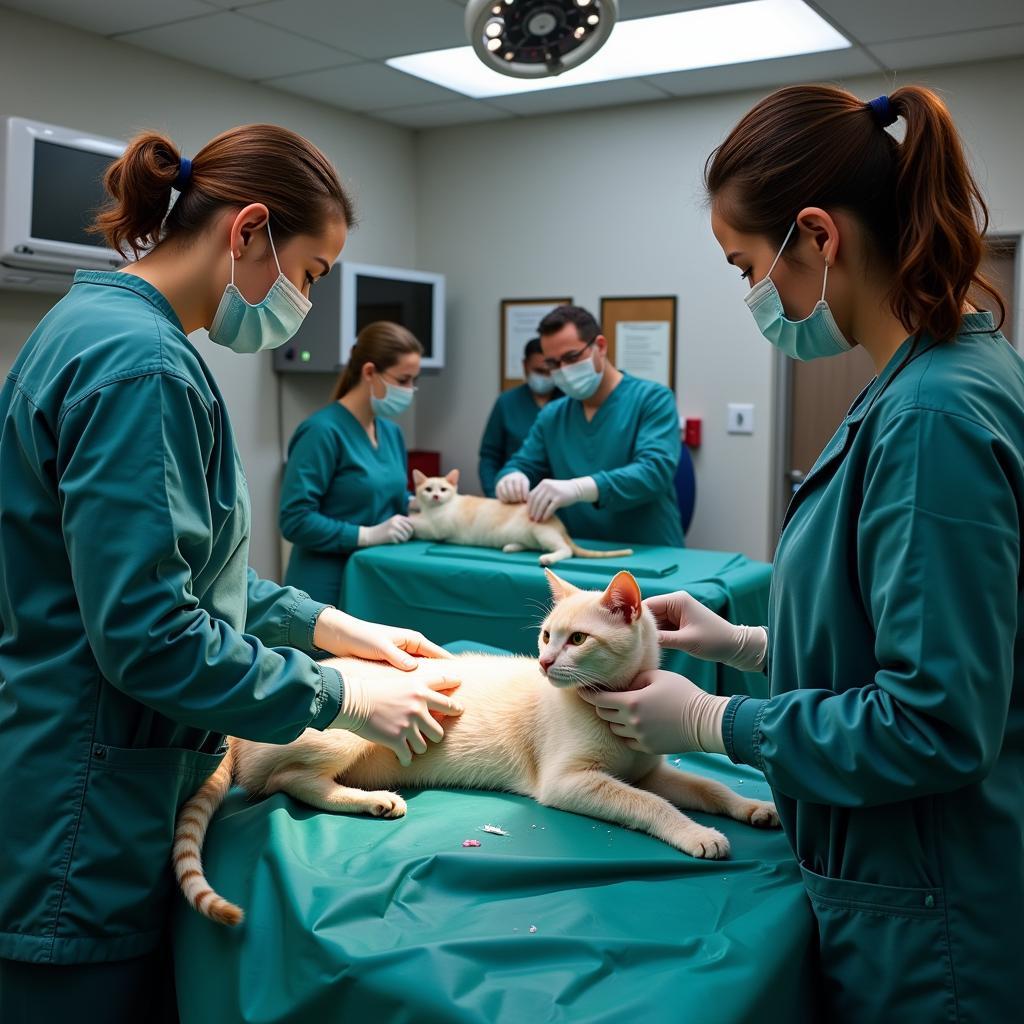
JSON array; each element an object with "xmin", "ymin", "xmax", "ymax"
[
  {"xmin": 495, "ymin": 306, "xmax": 684, "ymax": 547},
  {"xmin": 478, "ymin": 338, "xmax": 563, "ymax": 497}
]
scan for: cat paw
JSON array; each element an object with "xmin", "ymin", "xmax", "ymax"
[
  {"xmin": 678, "ymin": 826, "xmax": 730, "ymax": 859},
  {"xmin": 367, "ymin": 792, "xmax": 407, "ymax": 819},
  {"xmin": 502, "ymin": 543, "xmax": 525, "ymax": 553},
  {"xmin": 746, "ymin": 801, "xmax": 780, "ymax": 829}
]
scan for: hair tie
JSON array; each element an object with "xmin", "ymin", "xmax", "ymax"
[
  {"xmin": 172, "ymin": 156, "xmax": 192, "ymax": 191},
  {"xmin": 867, "ymin": 95, "xmax": 898, "ymax": 129}
]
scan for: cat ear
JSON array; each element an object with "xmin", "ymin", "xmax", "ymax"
[
  {"xmin": 544, "ymin": 568, "xmax": 579, "ymax": 602},
  {"xmin": 600, "ymin": 571, "xmax": 642, "ymax": 624},
  {"xmin": 445, "ymin": 468, "xmax": 460, "ymax": 487},
  {"xmin": 412, "ymin": 469, "xmax": 427, "ymax": 487}
]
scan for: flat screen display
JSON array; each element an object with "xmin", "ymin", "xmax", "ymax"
[
  {"xmin": 31, "ymin": 140, "xmax": 115, "ymax": 247},
  {"xmin": 355, "ymin": 274, "xmax": 435, "ymax": 358}
]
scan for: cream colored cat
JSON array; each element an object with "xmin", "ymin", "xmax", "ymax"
[
  {"xmin": 409, "ymin": 469, "xmax": 633, "ymax": 565},
  {"xmin": 174, "ymin": 570, "xmax": 778, "ymax": 927}
]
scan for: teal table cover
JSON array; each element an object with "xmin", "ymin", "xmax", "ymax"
[
  {"xmin": 174, "ymin": 750, "xmax": 815, "ymax": 1024},
  {"xmin": 341, "ymin": 541, "xmax": 772, "ymax": 696}
]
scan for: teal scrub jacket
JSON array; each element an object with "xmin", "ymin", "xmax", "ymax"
[
  {"xmin": 280, "ymin": 402, "xmax": 408, "ymax": 606},
  {"xmin": 723, "ymin": 313, "xmax": 1024, "ymax": 1021},
  {"xmin": 0, "ymin": 272, "xmax": 342, "ymax": 965},
  {"xmin": 496, "ymin": 374, "xmax": 684, "ymax": 547},
  {"xmin": 478, "ymin": 384, "xmax": 552, "ymax": 496}
]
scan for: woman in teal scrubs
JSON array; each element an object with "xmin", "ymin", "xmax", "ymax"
[
  {"xmin": 0, "ymin": 127, "xmax": 460, "ymax": 1022},
  {"xmin": 478, "ymin": 337, "xmax": 560, "ymax": 496},
  {"xmin": 583, "ymin": 86, "xmax": 1023, "ymax": 1020},
  {"xmin": 281, "ymin": 321, "xmax": 421, "ymax": 606}
]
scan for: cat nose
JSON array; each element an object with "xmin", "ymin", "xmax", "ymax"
[{"xmin": 539, "ymin": 655, "xmax": 555, "ymax": 673}]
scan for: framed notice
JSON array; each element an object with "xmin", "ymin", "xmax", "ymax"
[
  {"xmin": 600, "ymin": 295, "xmax": 677, "ymax": 392},
  {"xmin": 500, "ymin": 297, "xmax": 571, "ymax": 391}
]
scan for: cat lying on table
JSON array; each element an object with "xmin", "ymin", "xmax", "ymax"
[
  {"xmin": 409, "ymin": 469, "xmax": 633, "ymax": 565},
  {"xmin": 174, "ymin": 570, "xmax": 779, "ymax": 926}
]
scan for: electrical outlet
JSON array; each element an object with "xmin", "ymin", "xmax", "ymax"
[{"xmin": 727, "ymin": 403, "xmax": 754, "ymax": 435}]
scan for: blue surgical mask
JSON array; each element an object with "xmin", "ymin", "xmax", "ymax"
[
  {"xmin": 527, "ymin": 372, "xmax": 556, "ymax": 396},
  {"xmin": 371, "ymin": 375, "xmax": 415, "ymax": 418},
  {"xmin": 208, "ymin": 224, "xmax": 311, "ymax": 354},
  {"xmin": 552, "ymin": 352, "xmax": 602, "ymax": 400},
  {"xmin": 744, "ymin": 221, "xmax": 852, "ymax": 361}
]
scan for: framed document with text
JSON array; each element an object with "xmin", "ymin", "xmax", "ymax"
[
  {"xmin": 500, "ymin": 297, "xmax": 572, "ymax": 391},
  {"xmin": 600, "ymin": 295, "xmax": 677, "ymax": 392}
]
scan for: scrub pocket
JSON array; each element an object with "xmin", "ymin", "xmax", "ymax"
[
  {"xmin": 58, "ymin": 743, "xmax": 226, "ymax": 957},
  {"xmin": 799, "ymin": 862, "xmax": 959, "ymax": 1023}
]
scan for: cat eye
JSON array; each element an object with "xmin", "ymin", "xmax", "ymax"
[
  {"xmin": 569, "ymin": 632, "xmax": 588, "ymax": 646},
  {"xmin": 541, "ymin": 630, "xmax": 550, "ymax": 644}
]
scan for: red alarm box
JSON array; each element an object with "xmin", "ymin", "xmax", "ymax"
[
  {"xmin": 684, "ymin": 417, "xmax": 702, "ymax": 449},
  {"xmin": 407, "ymin": 450, "xmax": 441, "ymax": 490}
]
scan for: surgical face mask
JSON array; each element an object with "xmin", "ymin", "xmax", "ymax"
[
  {"xmin": 744, "ymin": 221, "xmax": 852, "ymax": 361},
  {"xmin": 371, "ymin": 374, "xmax": 415, "ymax": 418},
  {"xmin": 208, "ymin": 224, "xmax": 311, "ymax": 354},
  {"xmin": 552, "ymin": 351, "xmax": 603, "ymax": 401},
  {"xmin": 526, "ymin": 371, "xmax": 556, "ymax": 396}
]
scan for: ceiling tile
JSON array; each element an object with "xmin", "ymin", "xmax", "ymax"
[
  {"xmin": 488, "ymin": 77, "xmax": 668, "ymax": 116},
  {"xmin": 245, "ymin": 0, "xmax": 467, "ymax": 59},
  {"xmin": 867, "ymin": 24, "xmax": 1024, "ymax": 71},
  {"xmin": 618, "ymin": 0, "xmax": 742, "ymax": 18},
  {"xmin": 646, "ymin": 46, "xmax": 882, "ymax": 97},
  {"xmin": 268, "ymin": 61, "xmax": 466, "ymax": 111},
  {"xmin": 0, "ymin": 0, "xmax": 215, "ymax": 35},
  {"xmin": 116, "ymin": 11, "xmax": 356, "ymax": 81},
  {"xmin": 814, "ymin": 0, "xmax": 1024, "ymax": 45},
  {"xmin": 374, "ymin": 100, "xmax": 514, "ymax": 129}
]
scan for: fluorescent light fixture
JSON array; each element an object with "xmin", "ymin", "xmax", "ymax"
[{"xmin": 388, "ymin": 0, "xmax": 850, "ymax": 99}]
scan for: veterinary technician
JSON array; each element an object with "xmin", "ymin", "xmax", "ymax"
[
  {"xmin": 0, "ymin": 125, "xmax": 461, "ymax": 1023},
  {"xmin": 281, "ymin": 320, "xmax": 421, "ymax": 606},
  {"xmin": 495, "ymin": 305, "xmax": 684, "ymax": 547},
  {"xmin": 583, "ymin": 86, "xmax": 1024, "ymax": 1022},
  {"xmin": 478, "ymin": 336, "xmax": 561, "ymax": 496}
]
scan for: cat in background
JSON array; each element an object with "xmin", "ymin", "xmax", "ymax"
[
  {"xmin": 409, "ymin": 469, "xmax": 633, "ymax": 565},
  {"xmin": 174, "ymin": 569, "xmax": 779, "ymax": 926}
]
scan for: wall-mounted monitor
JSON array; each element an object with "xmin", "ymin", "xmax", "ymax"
[{"xmin": 274, "ymin": 261, "xmax": 446, "ymax": 373}]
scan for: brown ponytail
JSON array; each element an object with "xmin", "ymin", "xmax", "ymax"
[
  {"xmin": 91, "ymin": 124, "xmax": 356, "ymax": 259},
  {"xmin": 330, "ymin": 322, "xmax": 423, "ymax": 402},
  {"xmin": 705, "ymin": 84, "xmax": 1004, "ymax": 342}
]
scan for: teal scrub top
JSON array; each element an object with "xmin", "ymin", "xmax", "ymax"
[
  {"xmin": 496, "ymin": 374, "xmax": 684, "ymax": 547},
  {"xmin": 478, "ymin": 384, "xmax": 553, "ymax": 496},
  {"xmin": 280, "ymin": 403, "xmax": 408, "ymax": 606},
  {"xmin": 0, "ymin": 271, "xmax": 342, "ymax": 965},
  {"xmin": 723, "ymin": 314, "xmax": 1024, "ymax": 1021}
]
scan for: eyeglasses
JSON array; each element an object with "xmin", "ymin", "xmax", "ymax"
[{"xmin": 543, "ymin": 338, "xmax": 596, "ymax": 371}]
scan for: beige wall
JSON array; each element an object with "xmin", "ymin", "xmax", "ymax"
[
  {"xmin": 412, "ymin": 57, "xmax": 1024, "ymax": 560},
  {"xmin": 0, "ymin": 5, "xmax": 419, "ymax": 578}
]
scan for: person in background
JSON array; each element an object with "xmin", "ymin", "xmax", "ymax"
[
  {"xmin": 582, "ymin": 85, "xmax": 1024, "ymax": 1021},
  {"xmin": 0, "ymin": 126, "xmax": 461, "ymax": 1023},
  {"xmin": 495, "ymin": 305, "xmax": 683, "ymax": 547},
  {"xmin": 281, "ymin": 321, "xmax": 421, "ymax": 607},
  {"xmin": 478, "ymin": 337, "xmax": 561, "ymax": 496}
]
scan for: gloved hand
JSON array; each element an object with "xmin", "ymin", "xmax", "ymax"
[
  {"xmin": 358, "ymin": 514, "xmax": 414, "ymax": 547},
  {"xmin": 496, "ymin": 472, "xmax": 531, "ymax": 504},
  {"xmin": 644, "ymin": 591, "xmax": 767, "ymax": 671},
  {"xmin": 526, "ymin": 476, "xmax": 598, "ymax": 522},
  {"xmin": 330, "ymin": 667, "xmax": 464, "ymax": 766},
  {"xmin": 577, "ymin": 670, "xmax": 729, "ymax": 755},
  {"xmin": 313, "ymin": 607, "xmax": 453, "ymax": 671}
]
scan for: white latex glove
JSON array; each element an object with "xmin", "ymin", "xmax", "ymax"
[
  {"xmin": 526, "ymin": 476, "xmax": 598, "ymax": 522},
  {"xmin": 643, "ymin": 591, "xmax": 767, "ymax": 672},
  {"xmin": 313, "ymin": 607, "xmax": 453, "ymax": 671},
  {"xmin": 496, "ymin": 472, "xmax": 531, "ymax": 504},
  {"xmin": 358, "ymin": 514, "xmax": 414, "ymax": 547},
  {"xmin": 578, "ymin": 670, "xmax": 728, "ymax": 755},
  {"xmin": 330, "ymin": 667, "xmax": 464, "ymax": 766}
]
